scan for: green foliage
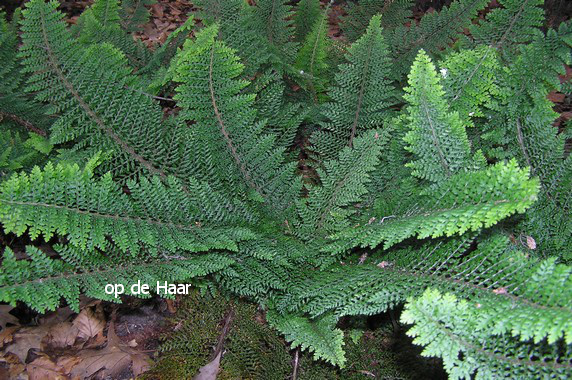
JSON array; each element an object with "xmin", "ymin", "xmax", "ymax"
[
  {"xmin": 293, "ymin": 0, "xmax": 322, "ymax": 43},
  {"xmin": 465, "ymin": 0, "xmax": 545, "ymax": 57},
  {"xmin": 295, "ymin": 7, "xmax": 331, "ymax": 101},
  {"xmin": 402, "ymin": 287, "xmax": 572, "ymax": 379},
  {"xmin": 248, "ymin": 0, "xmax": 297, "ymax": 69},
  {"xmin": 119, "ymin": 0, "xmax": 155, "ymax": 32},
  {"xmin": 194, "ymin": 0, "xmax": 270, "ymax": 77},
  {"xmin": 267, "ymin": 310, "xmax": 346, "ymax": 367},
  {"xmin": 0, "ymin": 161, "xmax": 255, "ymax": 255},
  {"xmin": 342, "ymin": 0, "xmax": 413, "ymax": 42},
  {"xmin": 0, "ymin": 245, "xmax": 234, "ymax": 312},
  {"xmin": 311, "ymin": 15, "xmax": 396, "ymax": 161},
  {"xmin": 1, "ymin": 1, "xmax": 571, "ymax": 378},
  {"xmin": 403, "ymin": 50, "xmax": 484, "ymax": 183},
  {"xmin": 387, "ymin": 0, "xmax": 488, "ymax": 77},
  {"xmin": 172, "ymin": 24, "xmax": 301, "ymax": 218}
]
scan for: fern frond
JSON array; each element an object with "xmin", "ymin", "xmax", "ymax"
[
  {"xmin": 403, "ymin": 50, "xmax": 484, "ymax": 183},
  {"xmin": 0, "ymin": 162, "xmax": 255, "ymax": 255},
  {"xmin": 387, "ymin": 0, "xmax": 488, "ymax": 78},
  {"xmin": 120, "ymin": 0, "xmax": 155, "ymax": 33},
  {"xmin": 19, "ymin": 0, "xmax": 180, "ymax": 182},
  {"xmin": 295, "ymin": 6, "xmax": 331, "ymax": 101},
  {"xmin": 327, "ymin": 160, "xmax": 538, "ymax": 253},
  {"xmin": 296, "ymin": 131, "xmax": 382, "ymax": 239},
  {"xmin": 342, "ymin": 0, "xmax": 413, "ymax": 42},
  {"xmin": 401, "ymin": 287, "xmax": 572, "ymax": 379},
  {"xmin": 173, "ymin": 24, "xmax": 300, "ymax": 217},
  {"xmin": 311, "ymin": 15, "xmax": 396, "ymax": 161},
  {"xmin": 267, "ymin": 310, "xmax": 346, "ymax": 367},
  {"xmin": 0, "ymin": 245, "xmax": 234, "ymax": 312},
  {"xmin": 293, "ymin": 0, "xmax": 322, "ymax": 42},
  {"xmin": 194, "ymin": 0, "xmax": 270, "ymax": 77}
]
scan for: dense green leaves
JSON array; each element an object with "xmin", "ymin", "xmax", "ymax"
[
  {"xmin": 311, "ymin": 15, "xmax": 396, "ymax": 161},
  {"xmin": 0, "ymin": 1, "xmax": 570, "ymax": 378}
]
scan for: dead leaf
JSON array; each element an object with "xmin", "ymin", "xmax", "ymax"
[
  {"xmin": 166, "ymin": 299, "xmax": 177, "ymax": 314},
  {"xmin": 42, "ymin": 322, "xmax": 79, "ymax": 351},
  {"xmin": 26, "ymin": 353, "xmax": 80, "ymax": 380},
  {"xmin": 70, "ymin": 321, "xmax": 151, "ymax": 379},
  {"xmin": 0, "ymin": 352, "xmax": 25, "ymax": 378},
  {"xmin": 193, "ymin": 352, "xmax": 222, "ymax": 380},
  {"xmin": 493, "ymin": 287, "xmax": 508, "ymax": 295},
  {"xmin": 0, "ymin": 326, "xmax": 18, "ymax": 348},
  {"xmin": 526, "ymin": 236, "xmax": 537, "ymax": 250},
  {"xmin": 0, "ymin": 305, "xmax": 19, "ymax": 329},
  {"xmin": 5, "ymin": 326, "xmax": 51, "ymax": 363},
  {"xmin": 72, "ymin": 305, "xmax": 105, "ymax": 343},
  {"xmin": 38, "ymin": 306, "xmax": 74, "ymax": 326}
]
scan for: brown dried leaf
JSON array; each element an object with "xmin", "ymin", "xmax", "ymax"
[
  {"xmin": 72, "ymin": 306, "xmax": 105, "ymax": 343},
  {"xmin": 70, "ymin": 321, "xmax": 151, "ymax": 379},
  {"xmin": 0, "ymin": 352, "xmax": 25, "ymax": 378},
  {"xmin": 42, "ymin": 322, "xmax": 79, "ymax": 351},
  {"xmin": 193, "ymin": 352, "xmax": 222, "ymax": 380},
  {"xmin": 5, "ymin": 326, "xmax": 50, "ymax": 363},
  {"xmin": 0, "ymin": 305, "xmax": 19, "ymax": 329},
  {"xmin": 26, "ymin": 354, "xmax": 77, "ymax": 380},
  {"xmin": 0, "ymin": 326, "xmax": 18, "ymax": 348},
  {"xmin": 526, "ymin": 236, "xmax": 537, "ymax": 250}
]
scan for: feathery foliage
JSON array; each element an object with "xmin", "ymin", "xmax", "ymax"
[{"xmin": 0, "ymin": 1, "xmax": 570, "ymax": 377}]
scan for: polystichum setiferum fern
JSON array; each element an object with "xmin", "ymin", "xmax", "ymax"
[{"xmin": 0, "ymin": 0, "xmax": 571, "ymax": 378}]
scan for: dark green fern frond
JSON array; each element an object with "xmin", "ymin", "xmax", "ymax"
[
  {"xmin": 19, "ymin": 0, "xmax": 186, "ymax": 182},
  {"xmin": 0, "ymin": 245, "xmax": 234, "ymax": 312},
  {"xmin": 0, "ymin": 161, "xmax": 255, "ymax": 256},
  {"xmin": 173, "ymin": 24, "xmax": 301, "ymax": 218},
  {"xmin": 295, "ymin": 6, "xmax": 331, "ymax": 101},
  {"xmin": 120, "ymin": 0, "xmax": 155, "ymax": 33},
  {"xmin": 311, "ymin": 15, "xmax": 396, "ymax": 161},
  {"xmin": 267, "ymin": 310, "xmax": 346, "ymax": 367},
  {"xmin": 296, "ymin": 131, "xmax": 383, "ymax": 239},
  {"xmin": 194, "ymin": 0, "xmax": 270, "ymax": 77},
  {"xmin": 77, "ymin": 6, "xmax": 151, "ymax": 69},
  {"xmin": 466, "ymin": 0, "xmax": 545, "ymax": 58},
  {"xmin": 403, "ymin": 50, "xmax": 484, "ymax": 183},
  {"xmin": 386, "ymin": 0, "xmax": 488, "ymax": 78},
  {"xmin": 342, "ymin": 0, "xmax": 413, "ymax": 42},
  {"xmin": 248, "ymin": 0, "xmax": 298, "ymax": 69},
  {"xmin": 293, "ymin": 0, "xmax": 322, "ymax": 43}
]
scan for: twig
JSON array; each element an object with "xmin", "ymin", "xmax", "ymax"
[
  {"xmin": 0, "ymin": 111, "xmax": 47, "ymax": 137},
  {"xmin": 292, "ymin": 348, "xmax": 300, "ymax": 380}
]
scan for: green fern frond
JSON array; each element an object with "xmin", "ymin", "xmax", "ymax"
[
  {"xmin": 295, "ymin": 6, "xmax": 331, "ymax": 101},
  {"xmin": 296, "ymin": 131, "xmax": 383, "ymax": 239},
  {"xmin": 267, "ymin": 310, "xmax": 346, "ymax": 367},
  {"xmin": 342, "ymin": 0, "xmax": 413, "ymax": 42},
  {"xmin": 401, "ymin": 287, "xmax": 572, "ymax": 379},
  {"xmin": 327, "ymin": 160, "xmax": 538, "ymax": 252},
  {"xmin": 120, "ymin": 0, "xmax": 155, "ymax": 33},
  {"xmin": 173, "ymin": 24, "xmax": 300, "ymax": 217},
  {"xmin": 293, "ymin": 0, "xmax": 322, "ymax": 42},
  {"xmin": 0, "ymin": 245, "xmax": 234, "ymax": 312},
  {"xmin": 312, "ymin": 14, "xmax": 396, "ymax": 161},
  {"xmin": 403, "ymin": 50, "xmax": 484, "ymax": 183},
  {"xmin": 0, "ymin": 161, "xmax": 255, "ymax": 255}
]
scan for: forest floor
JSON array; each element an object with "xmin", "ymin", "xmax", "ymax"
[{"xmin": 0, "ymin": 0, "xmax": 571, "ymax": 379}]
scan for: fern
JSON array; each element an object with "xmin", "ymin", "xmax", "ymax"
[
  {"xmin": 311, "ymin": 15, "xmax": 396, "ymax": 161},
  {"xmin": 293, "ymin": 0, "xmax": 322, "ymax": 43},
  {"xmin": 267, "ymin": 310, "xmax": 346, "ymax": 367},
  {"xmin": 295, "ymin": 6, "xmax": 331, "ymax": 102},
  {"xmin": 1, "ymin": 1, "xmax": 570, "ymax": 377}
]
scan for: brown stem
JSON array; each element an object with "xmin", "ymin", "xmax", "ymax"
[{"xmin": 0, "ymin": 111, "xmax": 47, "ymax": 137}]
